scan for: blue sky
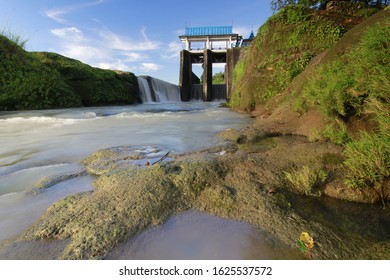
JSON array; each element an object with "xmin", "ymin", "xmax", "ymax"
[{"xmin": 1, "ymin": 0, "xmax": 273, "ymax": 84}]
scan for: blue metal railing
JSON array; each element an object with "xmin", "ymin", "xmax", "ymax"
[{"xmin": 185, "ymin": 26, "xmax": 233, "ymax": 36}]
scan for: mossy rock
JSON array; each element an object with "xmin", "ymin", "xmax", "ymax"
[{"xmin": 17, "ymin": 138, "xmax": 390, "ymax": 259}]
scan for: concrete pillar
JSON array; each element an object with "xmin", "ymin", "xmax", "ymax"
[
  {"xmin": 203, "ymin": 49, "xmax": 213, "ymax": 101},
  {"xmin": 226, "ymin": 48, "xmax": 242, "ymax": 101},
  {"xmin": 179, "ymin": 50, "xmax": 192, "ymax": 101}
]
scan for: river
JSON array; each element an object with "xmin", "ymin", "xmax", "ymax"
[{"xmin": 1, "ymin": 101, "xmax": 294, "ymax": 259}]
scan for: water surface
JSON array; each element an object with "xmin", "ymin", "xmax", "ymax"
[
  {"xmin": 0, "ymin": 102, "xmax": 250, "ymax": 245},
  {"xmin": 107, "ymin": 210, "xmax": 305, "ymax": 260}
]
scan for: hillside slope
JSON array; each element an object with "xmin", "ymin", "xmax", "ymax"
[
  {"xmin": 230, "ymin": 6, "xmax": 389, "ymax": 206},
  {"xmin": 230, "ymin": 4, "xmax": 379, "ymax": 111},
  {"xmin": 0, "ymin": 36, "xmax": 138, "ymax": 110}
]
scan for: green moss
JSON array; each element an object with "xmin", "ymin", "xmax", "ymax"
[
  {"xmin": 321, "ymin": 152, "xmax": 344, "ymax": 168},
  {"xmin": 18, "ymin": 137, "xmax": 390, "ymax": 260},
  {"xmin": 238, "ymin": 137, "xmax": 277, "ymax": 153}
]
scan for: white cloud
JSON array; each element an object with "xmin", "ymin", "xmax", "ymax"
[
  {"xmin": 140, "ymin": 63, "xmax": 162, "ymax": 72},
  {"xmin": 213, "ymin": 63, "xmax": 226, "ymax": 69},
  {"xmin": 60, "ymin": 44, "xmax": 108, "ymax": 63},
  {"xmin": 233, "ymin": 26, "xmax": 256, "ymax": 38},
  {"xmin": 124, "ymin": 52, "xmax": 147, "ymax": 62},
  {"xmin": 96, "ymin": 60, "xmax": 136, "ymax": 72},
  {"xmin": 51, "ymin": 27, "xmax": 85, "ymax": 42},
  {"xmin": 173, "ymin": 29, "xmax": 185, "ymax": 36},
  {"xmin": 45, "ymin": 0, "xmax": 106, "ymax": 24},
  {"xmin": 98, "ymin": 28, "xmax": 160, "ymax": 51},
  {"xmin": 45, "ymin": 8, "xmax": 68, "ymax": 24},
  {"xmin": 161, "ymin": 41, "xmax": 182, "ymax": 60},
  {"xmin": 46, "ymin": 8, "xmax": 165, "ymax": 75}
]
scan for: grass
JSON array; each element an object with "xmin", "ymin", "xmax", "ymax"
[
  {"xmin": 284, "ymin": 166, "xmax": 328, "ymax": 196},
  {"xmin": 0, "ymin": 27, "xmax": 28, "ymax": 49},
  {"xmin": 229, "ymin": 5, "xmax": 357, "ymax": 111},
  {"xmin": 299, "ymin": 17, "xmax": 390, "ymax": 202},
  {"xmin": 308, "ymin": 121, "xmax": 351, "ymax": 145},
  {"xmin": 0, "ymin": 35, "xmax": 137, "ymax": 110},
  {"xmin": 343, "ymin": 131, "xmax": 389, "ymax": 208}
]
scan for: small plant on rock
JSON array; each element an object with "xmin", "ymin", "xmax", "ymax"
[{"xmin": 284, "ymin": 166, "xmax": 328, "ymax": 196}]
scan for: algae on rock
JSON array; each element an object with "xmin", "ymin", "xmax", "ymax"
[{"xmin": 18, "ymin": 136, "xmax": 390, "ymax": 260}]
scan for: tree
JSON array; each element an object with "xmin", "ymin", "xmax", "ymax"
[
  {"xmin": 200, "ymin": 71, "xmax": 225, "ymax": 84},
  {"xmin": 271, "ymin": 0, "xmax": 389, "ymax": 12}
]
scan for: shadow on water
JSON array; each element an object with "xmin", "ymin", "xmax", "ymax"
[
  {"xmin": 287, "ymin": 193, "xmax": 390, "ymax": 242},
  {"xmin": 106, "ymin": 210, "xmax": 305, "ymax": 260},
  {"xmin": 0, "ymin": 239, "xmax": 69, "ymax": 260}
]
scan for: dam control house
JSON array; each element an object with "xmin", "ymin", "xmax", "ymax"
[{"xmin": 179, "ymin": 26, "xmax": 247, "ymax": 102}]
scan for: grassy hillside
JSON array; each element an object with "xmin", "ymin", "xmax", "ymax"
[
  {"xmin": 0, "ymin": 35, "xmax": 137, "ymax": 110},
  {"xmin": 230, "ymin": 4, "xmax": 379, "ymax": 110},
  {"xmin": 298, "ymin": 10, "xmax": 389, "ymax": 205},
  {"xmin": 230, "ymin": 6, "xmax": 389, "ymax": 206}
]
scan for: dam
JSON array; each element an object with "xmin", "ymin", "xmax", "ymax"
[{"xmin": 179, "ymin": 26, "xmax": 246, "ymax": 102}]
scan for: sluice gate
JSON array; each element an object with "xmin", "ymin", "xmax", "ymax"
[{"xmin": 178, "ymin": 26, "xmax": 245, "ymax": 102}]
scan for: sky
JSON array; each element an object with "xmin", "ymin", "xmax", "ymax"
[{"xmin": 0, "ymin": 0, "xmax": 273, "ymax": 84}]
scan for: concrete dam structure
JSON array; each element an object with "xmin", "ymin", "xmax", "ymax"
[{"xmin": 179, "ymin": 26, "xmax": 245, "ymax": 102}]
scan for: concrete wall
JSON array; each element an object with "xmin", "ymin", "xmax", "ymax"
[
  {"xmin": 202, "ymin": 49, "xmax": 213, "ymax": 101},
  {"xmin": 179, "ymin": 50, "xmax": 192, "ymax": 101},
  {"xmin": 226, "ymin": 48, "xmax": 243, "ymax": 101},
  {"xmin": 181, "ymin": 48, "xmax": 236, "ymax": 102}
]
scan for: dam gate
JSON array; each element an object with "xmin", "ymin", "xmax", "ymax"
[{"xmin": 179, "ymin": 26, "xmax": 242, "ymax": 101}]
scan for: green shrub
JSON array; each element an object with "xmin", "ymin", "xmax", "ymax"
[
  {"xmin": 289, "ymin": 51, "xmax": 315, "ymax": 79},
  {"xmin": 284, "ymin": 166, "xmax": 328, "ymax": 196},
  {"xmin": 343, "ymin": 131, "xmax": 389, "ymax": 207},
  {"xmin": 274, "ymin": 5, "xmax": 309, "ymax": 24}
]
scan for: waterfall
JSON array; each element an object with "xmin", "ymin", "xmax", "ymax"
[
  {"xmin": 190, "ymin": 84, "xmax": 203, "ymax": 101},
  {"xmin": 137, "ymin": 76, "xmax": 181, "ymax": 103},
  {"xmin": 137, "ymin": 76, "xmax": 154, "ymax": 103},
  {"xmin": 151, "ymin": 78, "xmax": 181, "ymax": 102},
  {"xmin": 212, "ymin": 84, "xmax": 227, "ymax": 100},
  {"xmin": 190, "ymin": 84, "xmax": 227, "ymax": 101}
]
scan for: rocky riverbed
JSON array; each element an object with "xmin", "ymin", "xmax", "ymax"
[{"xmin": 7, "ymin": 128, "xmax": 389, "ymax": 260}]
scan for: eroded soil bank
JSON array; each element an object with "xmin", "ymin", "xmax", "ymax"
[{"xmin": 10, "ymin": 131, "xmax": 389, "ymax": 260}]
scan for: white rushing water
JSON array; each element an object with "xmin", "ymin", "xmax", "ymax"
[
  {"xmin": 137, "ymin": 76, "xmax": 181, "ymax": 103},
  {"xmin": 0, "ymin": 102, "xmax": 250, "ymax": 244}
]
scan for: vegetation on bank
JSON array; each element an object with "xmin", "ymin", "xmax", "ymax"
[
  {"xmin": 229, "ymin": 5, "xmax": 389, "ymax": 206},
  {"xmin": 0, "ymin": 35, "xmax": 138, "ymax": 110},
  {"xmin": 299, "ymin": 18, "xmax": 390, "ymax": 206},
  {"xmin": 230, "ymin": 4, "xmax": 380, "ymax": 110}
]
